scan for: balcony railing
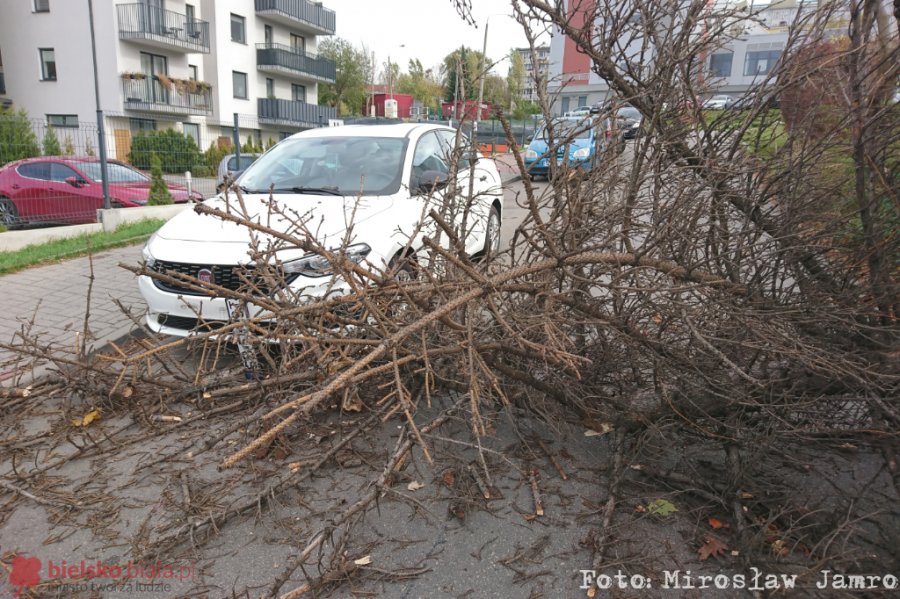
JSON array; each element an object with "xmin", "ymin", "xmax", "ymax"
[
  {"xmin": 122, "ymin": 78, "xmax": 213, "ymax": 116},
  {"xmin": 257, "ymin": 98, "xmax": 335, "ymax": 128},
  {"xmin": 254, "ymin": 0, "xmax": 336, "ymax": 35},
  {"xmin": 117, "ymin": 3, "xmax": 210, "ymax": 53},
  {"xmin": 256, "ymin": 43, "xmax": 336, "ymax": 83},
  {"xmin": 0, "ymin": 72, "xmax": 5, "ymax": 96}
]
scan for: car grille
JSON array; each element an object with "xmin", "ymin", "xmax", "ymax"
[
  {"xmin": 157, "ymin": 314, "xmax": 227, "ymax": 332},
  {"xmin": 150, "ymin": 260, "xmax": 298, "ymax": 296}
]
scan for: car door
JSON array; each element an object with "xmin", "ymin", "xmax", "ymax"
[
  {"xmin": 10, "ymin": 162, "xmax": 52, "ymax": 222},
  {"xmin": 47, "ymin": 162, "xmax": 99, "ymax": 224},
  {"xmin": 436, "ymin": 129, "xmax": 496, "ymax": 252}
]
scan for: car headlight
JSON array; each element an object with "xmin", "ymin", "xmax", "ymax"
[
  {"xmin": 573, "ymin": 147, "xmax": 590, "ymax": 159},
  {"xmin": 524, "ymin": 148, "xmax": 538, "ymax": 160},
  {"xmin": 282, "ymin": 243, "xmax": 371, "ymax": 278},
  {"xmin": 141, "ymin": 240, "xmax": 156, "ymax": 269}
]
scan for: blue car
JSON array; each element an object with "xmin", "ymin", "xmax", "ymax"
[{"xmin": 523, "ymin": 117, "xmax": 620, "ymax": 180}]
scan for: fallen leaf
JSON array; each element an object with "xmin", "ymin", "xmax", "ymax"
[
  {"xmin": 739, "ymin": 491, "xmax": 753, "ymax": 498},
  {"xmin": 71, "ymin": 409, "xmax": 101, "ymax": 427},
  {"xmin": 441, "ymin": 468, "xmax": 456, "ymax": 487},
  {"xmin": 407, "ymin": 481, "xmax": 425, "ymax": 491},
  {"xmin": 272, "ymin": 446, "xmax": 291, "ymax": 460},
  {"xmin": 583, "ymin": 419, "xmax": 614, "ymax": 436},
  {"xmin": 353, "ymin": 555, "xmax": 372, "ymax": 566},
  {"xmin": 288, "ymin": 461, "xmax": 304, "ymax": 473},
  {"xmin": 647, "ymin": 498, "xmax": 678, "ymax": 516},
  {"xmin": 587, "ymin": 587, "xmax": 597, "ymax": 598},
  {"xmin": 634, "ymin": 504, "xmax": 647, "ymax": 513},
  {"xmin": 771, "ymin": 539, "xmax": 789, "ymax": 557},
  {"xmin": 708, "ymin": 517, "xmax": 727, "ymax": 529},
  {"xmin": 698, "ymin": 535, "xmax": 728, "ymax": 561}
]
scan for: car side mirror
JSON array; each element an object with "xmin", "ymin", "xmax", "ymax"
[
  {"xmin": 65, "ymin": 176, "xmax": 85, "ymax": 188},
  {"xmin": 415, "ymin": 170, "xmax": 450, "ymax": 195}
]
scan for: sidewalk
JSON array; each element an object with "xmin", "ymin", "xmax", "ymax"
[{"xmin": 0, "ymin": 245, "xmax": 145, "ymax": 381}]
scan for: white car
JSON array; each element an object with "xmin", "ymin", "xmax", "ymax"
[
  {"xmin": 703, "ymin": 95, "xmax": 734, "ymax": 110},
  {"xmin": 139, "ymin": 123, "xmax": 503, "ymax": 337}
]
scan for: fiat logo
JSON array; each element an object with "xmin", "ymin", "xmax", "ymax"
[{"xmin": 197, "ymin": 268, "xmax": 214, "ymax": 285}]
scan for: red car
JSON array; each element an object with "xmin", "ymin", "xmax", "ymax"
[{"xmin": 0, "ymin": 157, "xmax": 202, "ymax": 227}]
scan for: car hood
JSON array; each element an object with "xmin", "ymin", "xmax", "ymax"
[{"xmin": 151, "ymin": 192, "xmax": 404, "ymax": 263}]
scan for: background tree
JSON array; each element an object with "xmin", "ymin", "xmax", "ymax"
[
  {"xmin": 0, "ymin": 108, "xmax": 40, "ymax": 166},
  {"xmin": 397, "ymin": 58, "xmax": 445, "ymax": 113},
  {"xmin": 506, "ymin": 47, "xmax": 525, "ymax": 109},
  {"xmin": 147, "ymin": 153, "xmax": 173, "ymax": 206},
  {"xmin": 318, "ymin": 37, "xmax": 372, "ymax": 116},
  {"xmin": 42, "ymin": 127, "xmax": 61, "ymax": 156},
  {"xmin": 441, "ymin": 46, "xmax": 488, "ymax": 102}
]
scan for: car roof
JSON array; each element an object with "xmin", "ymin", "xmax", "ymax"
[{"xmin": 287, "ymin": 123, "xmax": 450, "ymax": 141}]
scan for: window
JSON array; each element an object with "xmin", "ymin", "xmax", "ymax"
[
  {"xmin": 577, "ymin": 95, "xmax": 587, "ymax": 107},
  {"xmin": 33, "ymin": 0, "xmax": 49, "ymax": 12},
  {"xmin": 709, "ymin": 53, "xmax": 733, "ymax": 78},
  {"xmin": 47, "ymin": 114, "xmax": 78, "ymax": 128},
  {"xmin": 232, "ymin": 71, "xmax": 248, "ymax": 99},
  {"xmin": 264, "ymin": 25, "xmax": 273, "ymax": 46},
  {"xmin": 266, "ymin": 78, "xmax": 274, "ymax": 99},
  {"xmin": 39, "ymin": 48, "xmax": 56, "ymax": 81},
  {"xmin": 290, "ymin": 34, "xmax": 305, "ymax": 53},
  {"xmin": 17, "ymin": 162, "xmax": 51, "ymax": 180},
  {"xmin": 560, "ymin": 97, "xmax": 570, "ymax": 115},
  {"xmin": 49, "ymin": 163, "xmax": 78, "ymax": 182},
  {"xmin": 185, "ymin": 4, "xmax": 197, "ymax": 36},
  {"xmin": 129, "ymin": 118, "xmax": 157, "ymax": 133},
  {"xmin": 189, "ymin": 64, "xmax": 198, "ymax": 80},
  {"xmin": 411, "ymin": 132, "xmax": 449, "ymax": 186},
  {"xmin": 291, "ymin": 84, "xmax": 306, "ymax": 102},
  {"xmin": 183, "ymin": 123, "xmax": 200, "ymax": 147},
  {"xmin": 230, "ymin": 14, "xmax": 245, "ymax": 43},
  {"xmin": 744, "ymin": 50, "xmax": 781, "ymax": 76}
]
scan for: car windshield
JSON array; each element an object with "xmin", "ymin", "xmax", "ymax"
[
  {"xmin": 536, "ymin": 119, "xmax": 592, "ymax": 142},
  {"xmin": 618, "ymin": 107, "xmax": 641, "ymax": 120},
  {"xmin": 238, "ymin": 135, "xmax": 408, "ymax": 196},
  {"xmin": 75, "ymin": 162, "xmax": 149, "ymax": 183}
]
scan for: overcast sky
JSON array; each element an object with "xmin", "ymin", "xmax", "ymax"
[{"xmin": 323, "ymin": 0, "xmax": 549, "ymax": 78}]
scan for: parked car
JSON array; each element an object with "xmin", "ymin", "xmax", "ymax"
[
  {"xmin": 0, "ymin": 157, "xmax": 202, "ymax": 228},
  {"xmin": 703, "ymin": 95, "xmax": 734, "ymax": 110},
  {"xmin": 216, "ymin": 153, "xmax": 259, "ymax": 192},
  {"xmin": 615, "ymin": 105, "xmax": 643, "ymax": 139},
  {"xmin": 139, "ymin": 123, "xmax": 503, "ymax": 337},
  {"xmin": 523, "ymin": 116, "xmax": 623, "ymax": 180},
  {"xmin": 564, "ymin": 106, "xmax": 593, "ymax": 117}
]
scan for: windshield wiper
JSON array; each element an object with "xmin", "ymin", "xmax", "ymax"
[
  {"xmin": 238, "ymin": 185, "xmax": 269, "ymax": 194},
  {"xmin": 270, "ymin": 186, "xmax": 343, "ymax": 196}
]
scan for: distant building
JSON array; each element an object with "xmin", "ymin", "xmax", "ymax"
[
  {"xmin": 546, "ymin": 0, "xmax": 852, "ymax": 114},
  {"xmin": 0, "ymin": 0, "xmax": 338, "ymax": 156},
  {"xmin": 515, "ymin": 44, "xmax": 550, "ymax": 103},
  {"xmin": 370, "ymin": 93, "xmax": 414, "ymax": 118}
]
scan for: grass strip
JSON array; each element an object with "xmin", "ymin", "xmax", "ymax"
[{"xmin": 0, "ymin": 219, "xmax": 165, "ymax": 274}]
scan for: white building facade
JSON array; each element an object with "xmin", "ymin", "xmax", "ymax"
[{"xmin": 0, "ymin": 0, "xmax": 336, "ymax": 157}]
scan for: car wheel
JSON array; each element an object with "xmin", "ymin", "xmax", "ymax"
[
  {"xmin": 0, "ymin": 197, "xmax": 21, "ymax": 229},
  {"xmin": 482, "ymin": 204, "xmax": 501, "ymax": 258}
]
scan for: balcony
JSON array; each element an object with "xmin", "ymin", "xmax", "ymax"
[
  {"xmin": 254, "ymin": 0, "xmax": 336, "ymax": 35},
  {"xmin": 256, "ymin": 43, "xmax": 336, "ymax": 83},
  {"xmin": 117, "ymin": 3, "xmax": 210, "ymax": 54},
  {"xmin": 0, "ymin": 72, "xmax": 5, "ymax": 95},
  {"xmin": 122, "ymin": 78, "xmax": 213, "ymax": 116},
  {"xmin": 257, "ymin": 98, "xmax": 335, "ymax": 128}
]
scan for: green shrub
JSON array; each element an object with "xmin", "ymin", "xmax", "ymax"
[
  {"xmin": 203, "ymin": 141, "xmax": 230, "ymax": 174},
  {"xmin": 129, "ymin": 129, "xmax": 202, "ymax": 174},
  {"xmin": 0, "ymin": 108, "xmax": 40, "ymax": 165},
  {"xmin": 85, "ymin": 141, "xmax": 95, "ymax": 156},
  {"xmin": 42, "ymin": 126, "xmax": 62, "ymax": 156},
  {"xmin": 63, "ymin": 134, "xmax": 75, "ymax": 155},
  {"xmin": 191, "ymin": 165, "xmax": 211, "ymax": 178},
  {"xmin": 147, "ymin": 153, "xmax": 173, "ymax": 206}
]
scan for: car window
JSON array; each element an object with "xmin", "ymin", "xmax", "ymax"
[
  {"xmin": 49, "ymin": 163, "xmax": 79, "ymax": 182},
  {"xmin": 75, "ymin": 162, "xmax": 148, "ymax": 183},
  {"xmin": 412, "ymin": 132, "xmax": 450, "ymax": 185},
  {"xmin": 238, "ymin": 136, "xmax": 407, "ymax": 196},
  {"xmin": 228, "ymin": 156, "xmax": 257, "ymax": 170},
  {"xmin": 618, "ymin": 107, "xmax": 641, "ymax": 120},
  {"xmin": 17, "ymin": 162, "xmax": 51, "ymax": 181},
  {"xmin": 535, "ymin": 119, "xmax": 592, "ymax": 142}
]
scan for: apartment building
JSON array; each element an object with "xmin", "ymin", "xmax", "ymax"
[
  {"xmin": 515, "ymin": 44, "xmax": 550, "ymax": 103},
  {"xmin": 545, "ymin": 0, "xmax": 848, "ymax": 113},
  {"xmin": 0, "ymin": 0, "xmax": 337, "ymax": 157}
]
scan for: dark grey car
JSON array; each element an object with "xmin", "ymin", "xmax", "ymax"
[{"xmin": 216, "ymin": 154, "xmax": 259, "ymax": 192}]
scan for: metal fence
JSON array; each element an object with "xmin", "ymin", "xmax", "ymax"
[{"xmin": 0, "ymin": 112, "xmax": 535, "ymax": 230}]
